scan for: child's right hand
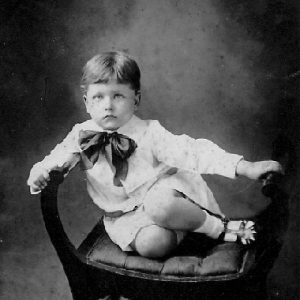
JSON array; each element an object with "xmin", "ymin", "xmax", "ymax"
[{"xmin": 27, "ymin": 166, "xmax": 50, "ymax": 193}]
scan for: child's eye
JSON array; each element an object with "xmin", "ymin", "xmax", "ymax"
[
  {"xmin": 93, "ymin": 94, "xmax": 103, "ymax": 100},
  {"xmin": 114, "ymin": 93, "xmax": 125, "ymax": 99}
]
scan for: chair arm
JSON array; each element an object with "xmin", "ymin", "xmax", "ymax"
[
  {"xmin": 261, "ymin": 172, "xmax": 283, "ymax": 198},
  {"xmin": 40, "ymin": 171, "xmax": 87, "ymax": 267},
  {"xmin": 254, "ymin": 135, "xmax": 295, "ymax": 272},
  {"xmin": 259, "ymin": 171, "xmax": 288, "ymax": 238}
]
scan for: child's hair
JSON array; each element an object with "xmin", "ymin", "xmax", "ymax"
[{"xmin": 80, "ymin": 51, "xmax": 141, "ymax": 93}]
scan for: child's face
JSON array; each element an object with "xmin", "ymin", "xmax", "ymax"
[{"xmin": 84, "ymin": 80, "xmax": 140, "ymax": 130}]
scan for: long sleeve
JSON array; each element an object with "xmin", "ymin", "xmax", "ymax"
[
  {"xmin": 149, "ymin": 120, "xmax": 243, "ymax": 179},
  {"xmin": 29, "ymin": 125, "xmax": 82, "ymax": 194},
  {"xmin": 34, "ymin": 124, "xmax": 82, "ymax": 171}
]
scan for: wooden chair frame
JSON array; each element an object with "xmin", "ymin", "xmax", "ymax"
[{"xmin": 40, "ymin": 166, "xmax": 289, "ymax": 300}]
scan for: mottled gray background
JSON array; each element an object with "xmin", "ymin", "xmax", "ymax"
[{"xmin": 0, "ymin": 0, "xmax": 299, "ymax": 299}]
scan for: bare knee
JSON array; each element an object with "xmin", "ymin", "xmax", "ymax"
[
  {"xmin": 144, "ymin": 188, "xmax": 182, "ymax": 225},
  {"xmin": 131, "ymin": 225, "xmax": 177, "ymax": 258}
]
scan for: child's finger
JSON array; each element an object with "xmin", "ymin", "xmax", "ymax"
[
  {"xmin": 27, "ymin": 177, "xmax": 33, "ymax": 186},
  {"xmin": 271, "ymin": 161, "xmax": 284, "ymax": 174},
  {"xmin": 42, "ymin": 169, "xmax": 50, "ymax": 181},
  {"xmin": 40, "ymin": 179, "xmax": 48, "ymax": 188},
  {"xmin": 31, "ymin": 183, "xmax": 42, "ymax": 192},
  {"xmin": 34, "ymin": 177, "xmax": 47, "ymax": 188},
  {"xmin": 278, "ymin": 163, "xmax": 284, "ymax": 174},
  {"xmin": 27, "ymin": 173, "xmax": 39, "ymax": 186},
  {"xmin": 263, "ymin": 161, "xmax": 282, "ymax": 174},
  {"xmin": 40, "ymin": 180, "xmax": 48, "ymax": 188}
]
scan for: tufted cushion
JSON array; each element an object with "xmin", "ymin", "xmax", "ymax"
[{"xmin": 79, "ymin": 220, "xmax": 256, "ymax": 280}]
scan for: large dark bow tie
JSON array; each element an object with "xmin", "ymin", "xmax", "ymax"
[{"xmin": 78, "ymin": 130, "xmax": 137, "ymax": 186}]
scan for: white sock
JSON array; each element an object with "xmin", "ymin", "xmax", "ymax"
[{"xmin": 193, "ymin": 211, "xmax": 224, "ymax": 239}]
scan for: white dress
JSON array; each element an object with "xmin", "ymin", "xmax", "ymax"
[{"xmin": 31, "ymin": 115, "xmax": 243, "ymax": 250}]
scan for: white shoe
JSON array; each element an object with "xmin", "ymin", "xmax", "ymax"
[{"xmin": 221, "ymin": 219, "xmax": 256, "ymax": 245}]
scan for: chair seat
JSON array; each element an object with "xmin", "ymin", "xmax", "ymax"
[{"xmin": 78, "ymin": 220, "xmax": 257, "ymax": 282}]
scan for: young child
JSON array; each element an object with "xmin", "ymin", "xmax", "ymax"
[{"xmin": 27, "ymin": 51, "xmax": 283, "ymax": 258}]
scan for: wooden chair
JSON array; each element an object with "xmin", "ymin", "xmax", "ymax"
[{"xmin": 40, "ymin": 139, "xmax": 292, "ymax": 300}]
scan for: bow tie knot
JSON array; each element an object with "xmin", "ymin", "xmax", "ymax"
[{"xmin": 78, "ymin": 130, "xmax": 137, "ymax": 186}]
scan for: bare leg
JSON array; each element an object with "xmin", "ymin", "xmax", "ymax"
[
  {"xmin": 143, "ymin": 186, "xmax": 208, "ymax": 231},
  {"xmin": 130, "ymin": 187, "xmax": 215, "ymax": 258},
  {"xmin": 130, "ymin": 225, "xmax": 178, "ymax": 258},
  {"xmin": 143, "ymin": 186, "xmax": 255, "ymax": 243},
  {"xmin": 131, "ymin": 186, "xmax": 255, "ymax": 258}
]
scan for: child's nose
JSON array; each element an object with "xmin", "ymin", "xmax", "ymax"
[{"xmin": 103, "ymin": 96, "xmax": 113, "ymax": 110}]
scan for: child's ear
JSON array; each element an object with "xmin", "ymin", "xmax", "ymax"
[
  {"xmin": 134, "ymin": 91, "xmax": 141, "ymax": 107},
  {"xmin": 83, "ymin": 95, "xmax": 90, "ymax": 113},
  {"xmin": 83, "ymin": 95, "xmax": 89, "ymax": 108}
]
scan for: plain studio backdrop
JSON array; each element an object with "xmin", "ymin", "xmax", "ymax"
[{"xmin": 0, "ymin": 0, "xmax": 299, "ymax": 299}]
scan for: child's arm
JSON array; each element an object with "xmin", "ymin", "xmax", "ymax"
[
  {"xmin": 149, "ymin": 121, "xmax": 283, "ymax": 179},
  {"xmin": 235, "ymin": 159, "xmax": 283, "ymax": 180},
  {"xmin": 27, "ymin": 125, "xmax": 81, "ymax": 193},
  {"xmin": 149, "ymin": 120, "xmax": 243, "ymax": 178}
]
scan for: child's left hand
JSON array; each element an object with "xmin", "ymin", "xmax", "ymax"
[{"xmin": 236, "ymin": 159, "xmax": 284, "ymax": 180}]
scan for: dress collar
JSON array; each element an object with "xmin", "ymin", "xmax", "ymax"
[{"xmin": 86, "ymin": 115, "xmax": 147, "ymax": 142}]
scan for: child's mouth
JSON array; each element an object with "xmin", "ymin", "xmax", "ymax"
[{"xmin": 104, "ymin": 115, "xmax": 117, "ymax": 119}]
